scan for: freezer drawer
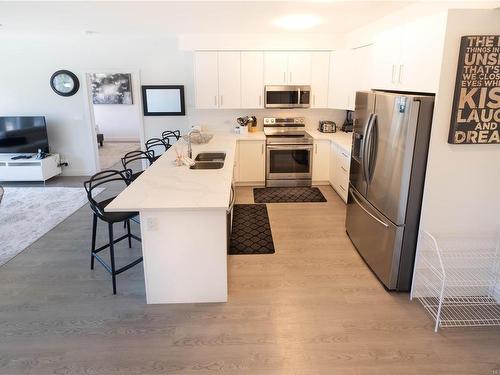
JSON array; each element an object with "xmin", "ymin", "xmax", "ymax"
[{"xmin": 346, "ymin": 186, "xmax": 404, "ymax": 290}]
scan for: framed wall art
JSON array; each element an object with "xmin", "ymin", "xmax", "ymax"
[{"xmin": 141, "ymin": 85, "xmax": 185, "ymax": 116}]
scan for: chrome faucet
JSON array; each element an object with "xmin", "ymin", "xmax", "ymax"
[{"xmin": 186, "ymin": 128, "xmax": 200, "ymax": 159}]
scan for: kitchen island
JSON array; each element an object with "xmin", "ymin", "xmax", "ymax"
[{"xmin": 106, "ymin": 133, "xmax": 255, "ymax": 304}]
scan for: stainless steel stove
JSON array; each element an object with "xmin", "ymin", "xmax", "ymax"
[{"xmin": 263, "ymin": 117, "xmax": 313, "ymax": 187}]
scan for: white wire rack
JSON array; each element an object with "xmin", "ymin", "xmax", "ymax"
[{"xmin": 411, "ymin": 230, "xmax": 500, "ymax": 332}]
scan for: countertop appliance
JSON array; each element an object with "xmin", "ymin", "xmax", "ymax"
[
  {"xmin": 264, "ymin": 85, "xmax": 311, "ymax": 109},
  {"xmin": 264, "ymin": 117, "xmax": 313, "ymax": 187},
  {"xmin": 345, "ymin": 90, "xmax": 435, "ymax": 291},
  {"xmin": 318, "ymin": 120, "xmax": 336, "ymax": 133},
  {"xmin": 341, "ymin": 111, "xmax": 353, "ymax": 132}
]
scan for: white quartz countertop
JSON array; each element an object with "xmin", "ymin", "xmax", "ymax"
[
  {"xmin": 106, "ymin": 133, "xmax": 240, "ymax": 211},
  {"xmin": 307, "ymin": 130, "xmax": 353, "ymax": 153}
]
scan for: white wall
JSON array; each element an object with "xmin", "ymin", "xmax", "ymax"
[
  {"xmin": 419, "ymin": 8, "xmax": 500, "ymax": 235},
  {"xmin": 92, "ymin": 104, "xmax": 140, "ymax": 142},
  {"xmin": 0, "ymin": 32, "xmax": 344, "ymax": 175}
]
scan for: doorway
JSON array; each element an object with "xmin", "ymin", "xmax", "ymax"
[{"xmin": 84, "ymin": 71, "xmax": 145, "ymax": 172}]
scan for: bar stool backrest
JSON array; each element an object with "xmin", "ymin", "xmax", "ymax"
[
  {"xmin": 84, "ymin": 169, "xmax": 132, "ymax": 220},
  {"xmin": 145, "ymin": 138, "xmax": 170, "ymax": 160},
  {"xmin": 121, "ymin": 150, "xmax": 154, "ymax": 172},
  {"xmin": 162, "ymin": 130, "xmax": 181, "ymax": 144}
]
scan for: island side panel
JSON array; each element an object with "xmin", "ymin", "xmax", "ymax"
[{"xmin": 139, "ymin": 208, "xmax": 228, "ymax": 304}]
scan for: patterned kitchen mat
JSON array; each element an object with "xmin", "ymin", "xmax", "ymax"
[
  {"xmin": 229, "ymin": 204, "xmax": 275, "ymax": 255},
  {"xmin": 253, "ymin": 187, "xmax": 327, "ymax": 203}
]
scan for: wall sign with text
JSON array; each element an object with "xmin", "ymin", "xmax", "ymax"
[{"xmin": 448, "ymin": 35, "xmax": 500, "ymax": 144}]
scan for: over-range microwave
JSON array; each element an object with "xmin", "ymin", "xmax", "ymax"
[{"xmin": 264, "ymin": 85, "xmax": 311, "ymax": 109}]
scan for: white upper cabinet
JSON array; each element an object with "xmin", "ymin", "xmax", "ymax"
[
  {"xmin": 328, "ymin": 49, "xmax": 354, "ymax": 110},
  {"xmin": 398, "ymin": 12, "xmax": 447, "ymax": 93},
  {"xmin": 241, "ymin": 51, "xmax": 264, "ymax": 108},
  {"xmin": 372, "ymin": 27, "xmax": 402, "ymax": 90},
  {"xmin": 310, "ymin": 51, "xmax": 330, "ymax": 108},
  {"xmin": 287, "ymin": 52, "xmax": 312, "ymax": 85},
  {"xmin": 328, "ymin": 46, "xmax": 373, "ymax": 111},
  {"xmin": 372, "ymin": 12, "xmax": 446, "ymax": 93},
  {"xmin": 353, "ymin": 44, "xmax": 373, "ymax": 93},
  {"xmin": 264, "ymin": 52, "xmax": 289, "ymax": 85},
  {"xmin": 195, "ymin": 51, "xmax": 219, "ymax": 109},
  {"xmin": 264, "ymin": 51, "xmax": 312, "ymax": 85},
  {"xmin": 218, "ymin": 51, "xmax": 241, "ymax": 109}
]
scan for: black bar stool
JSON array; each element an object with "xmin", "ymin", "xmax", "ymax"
[
  {"xmin": 84, "ymin": 170, "xmax": 143, "ymax": 294},
  {"xmin": 121, "ymin": 150, "xmax": 154, "ymax": 183},
  {"xmin": 145, "ymin": 138, "xmax": 170, "ymax": 162},
  {"xmin": 161, "ymin": 130, "xmax": 181, "ymax": 144}
]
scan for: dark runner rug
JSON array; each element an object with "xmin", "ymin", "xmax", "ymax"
[
  {"xmin": 253, "ymin": 187, "xmax": 327, "ymax": 203},
  {"xmin": 229, "ymin": 204, "xmax": 275, "ymax": 255}
]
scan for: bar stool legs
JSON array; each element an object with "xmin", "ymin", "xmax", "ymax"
[
  {"xmin": 89, "ymin": 217, "xmax": 142, "ymax": 295},
  {"xmin": 91, "ymin": 213, "xmax": 97, "ymax": 270},
  {"xmin": 126, "ymin": 220, "xmax": 132, "ymax": 248},
  {"xmin": 108, "ymin": 223, "xmax": 117, "ymax": 295}
]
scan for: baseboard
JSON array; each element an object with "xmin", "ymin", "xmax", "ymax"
[
  {"xmin": 235, "ymin": 181, "xmax": 265, "ymax": 187},
  {"xmin": 61, "ymin": 169, "xmax": 94, "ymax": 177},
  {"xmin": 103, "ymin": 138, "xmax": 140, "ymax": 143},
  {"xmin": 312, "ymin": 181, "xmax": 331, "ymax": 186}
]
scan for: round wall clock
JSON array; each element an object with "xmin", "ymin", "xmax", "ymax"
[{"xmin": 50, "ymin": 70, "xmax": 80, "ymax": 97}]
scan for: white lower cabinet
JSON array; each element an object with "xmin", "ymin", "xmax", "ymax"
[
  {"xmin": 237, "ymin": 140, "xmax": 265, "ymax": 184},
  {"xmin": 329, "ymin": 144, "xmax": 350, "ymax": 202},
  {"xmin": 312, "ymin": 140, "xmax": 330, "ymax": 183}
]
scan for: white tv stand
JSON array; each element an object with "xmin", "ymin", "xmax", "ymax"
[{"xmin": 0, "ymin": 153, "xmax": 62, "ymax": 182}]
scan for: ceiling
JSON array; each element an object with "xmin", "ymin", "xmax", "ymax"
[{"xmin": 0, "ymin": 1, "xmax": 414, "ymax": 35}]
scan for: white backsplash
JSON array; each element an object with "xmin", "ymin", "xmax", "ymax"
[{"xmin": 190, "ymin": 108, "xmax": 347, "ymax": 133}]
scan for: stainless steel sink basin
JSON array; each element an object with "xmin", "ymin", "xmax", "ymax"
[
  {"xmin": 189, "ymin": 161, "xmax": 224, "ymax": 170},
  {"xmin": 194, "ymin": 152, "xmax": 226, "ymax": 162}
]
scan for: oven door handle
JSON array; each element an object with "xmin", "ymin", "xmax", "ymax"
[{"xmin": 266, "ymin": 145, "xmax": 313, "ymax": 150}]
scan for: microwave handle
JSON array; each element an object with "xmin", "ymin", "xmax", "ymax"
[{"xmin": 297, "ymin": 87, "xmax": 301, "ymax": 105}]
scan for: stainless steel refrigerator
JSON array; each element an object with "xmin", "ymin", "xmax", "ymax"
[{"xmin": 346, "ymin": 91, "xmax": 435, "ymax": 291}]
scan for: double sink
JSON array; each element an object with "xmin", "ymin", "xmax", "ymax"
[{"xmin": 190, "ymin": 152, "xmax": 226, "ymax": 170}]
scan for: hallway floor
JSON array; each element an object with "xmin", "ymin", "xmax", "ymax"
[{"xmin": 98, "ymin": 141, "xmax": 140, "ymax": 170}]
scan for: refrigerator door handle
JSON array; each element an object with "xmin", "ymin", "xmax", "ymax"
[
  {"xmin": 350, "ymin": 188, "xmax": 389, "ymax": 228},
  {"xmin": 367, "ymin": 114, "xmax": 378, "ymax": 182},
  {"xmin": 362, "ymin": 114, "xmax": 375, "ymax": 183}
]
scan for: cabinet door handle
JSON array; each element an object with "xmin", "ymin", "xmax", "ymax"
[
  {"xmin": 391, "ymin": 65, "xmax": 396, "ymax": 84},
  {"xmin": 339, "ymin": 185, "xmax": 346, "ymax": 192},
  {"xmin": 341, "ymin": 166, "xmax": 348, "ymax": 172},
  {"xmin": 398, "ymin": 64, "xmax": 403, "ymax": 84},
  {"xmin": 341, "ymin": 152, "xmax": 348, "ymax": 157},
  {"xmin": 261, "ymin": 144, "xmax": 264, "ymax": 154},
  {"xmin": 220, "ymin": 95, "xmax": 223, "ymax": 106},
  {"xmin": 283, "ymin": 71, "xmax": 286, "ymax": 83},
  {"xmin": 214, "ymin": 95, "xmax": 217, "ymax": 106},
  {"xmin": 313, "ymin": 95, "xmax": 316, "ymax": 106}
]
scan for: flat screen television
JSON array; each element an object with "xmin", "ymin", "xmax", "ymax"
[{"xmin": 0, "ymin": 116, "xmax": 49, "ymax": 154}]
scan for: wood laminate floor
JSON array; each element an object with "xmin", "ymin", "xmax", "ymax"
[{"xmin": 0, "ymin": 182, "xmax": 498, "ymax": 374}]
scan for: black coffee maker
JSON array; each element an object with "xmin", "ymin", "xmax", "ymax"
[{"xmin": 341, "ymin": 111, "xmax": 353, "ymax": 132}]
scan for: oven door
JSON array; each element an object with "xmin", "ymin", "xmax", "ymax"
[
  {"xmin": 265, "ymin": 86, "xmax": 311, "ymax": 109},
  {"xmin": 266, "ymin": 144, "xmax": 313, "ymax": 183}
]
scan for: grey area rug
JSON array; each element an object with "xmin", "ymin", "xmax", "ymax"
[
  {"xmin": 253, "ymin": 187, "xmax": 327, "ymax": 203},
  {"xmin": 0, "ymin": 187, "xmax": 99, "ymax": 266},
  {"xmin": 229, "ymin": 204, "xmax": 275, "ymax": 255}
]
